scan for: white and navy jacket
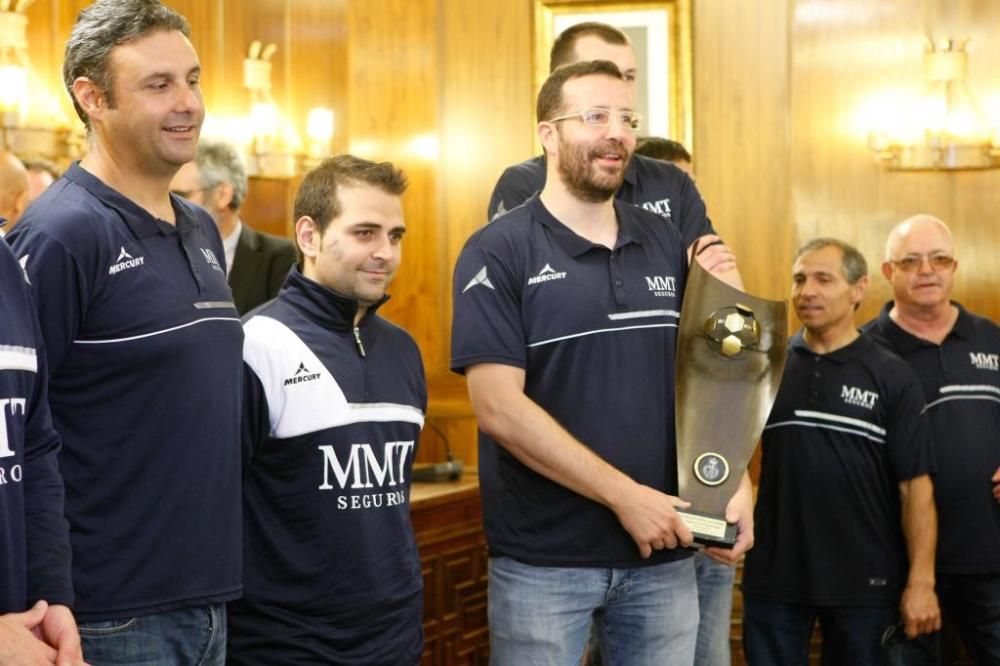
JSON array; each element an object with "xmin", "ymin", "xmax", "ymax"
[
  {"xmin": 228, "ymin": 267, "xmax": 427, "ymax": 665},
  {"xmin": 0, "ymin": 240, "xmax": 70, "ymax": 613}
]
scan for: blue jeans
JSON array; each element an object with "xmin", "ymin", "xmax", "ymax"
[
  {"xmin": 938, "ymin": 572, "xmax": 1000, "ymax": 664},
  {"xmin": 78, "ymin": 603, "xmax": 226, "ymax": 665},
  {"xmin": 488, "ymin": 555, "xmax": 697, "ymax": 666},
  {"xmin": 693, "ymin": 551, "xmax": 735, "ymax": 666},
  {"xmin": 743, "ymin": 596, "xmax": 896, "ymax": 666}
]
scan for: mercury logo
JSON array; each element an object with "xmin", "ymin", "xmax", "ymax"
[
  {"xmin": 841, "ymin": 385, "xmax": 878, "ymax": 410},
  {"xmin": 969, "ymin": 352, "xmax": 999, "ymax": 371},
  {"xmin": 462, "ymin": 266, "xmax": 495, "ymax": 293},
  {"xmin": 284, "ymin": 362, "xmax": 321, "ymax": 386},
  {"xmin": 527, "ymin": 263, "xmax": 567, "ymax": 286},
  {"xmin": 108, "ymin": 247, "xmax": 145, "ymax": 275}
]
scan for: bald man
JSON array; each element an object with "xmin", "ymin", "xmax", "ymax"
[
  {"xmin": 864, "ymin": 215, "xmax": 1000, "ymax": 663},
  {"xmin": 0, "ymin": 151, "xmax": 29, "ymax": 236}
]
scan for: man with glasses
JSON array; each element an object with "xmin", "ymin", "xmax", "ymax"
[
  {"xmin": 451, "ymin": 60, "xmax": 754, "ymax": 665},
  {"xmin": 171, "ymin": 140, "xmax": 295, "ymax": 313},
  {"xmin": 488, "ymin": 21, "xmax": 741, "ymax": 290},
  {"xmin": 865, "ymin": 214, "xmax": 1000, "ymax": 663},
  {"xmin": 743, "ymin": 238, "xmax": 940, "ymax": 665}
]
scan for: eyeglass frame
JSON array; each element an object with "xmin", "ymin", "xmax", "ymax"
[
  {"xmin": 546, "ymin": 107, "xmax": 643, "ymax": 132},
  {"xmin": 887, "ymin": 252, "xmax": 956, "ymax": 273}
]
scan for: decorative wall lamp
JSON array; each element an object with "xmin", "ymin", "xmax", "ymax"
[
  {"xmin": 869, "ymin": 38, "xmax": 999, "ymax": 171},
  {"xmin": 0, "ymin": 0, "xmax": 76, "ymax": 160},
  {"xmin": 242, "ymin": 40, "xmax": 299, "ymax": 177}
]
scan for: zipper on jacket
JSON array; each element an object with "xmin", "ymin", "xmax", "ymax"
[{"xmin": 353, "ymin": 326, "xmax": 366, "ymax": 357}]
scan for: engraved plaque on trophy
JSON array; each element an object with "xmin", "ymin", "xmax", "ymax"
[{"xmin": 675, "ymin": 260, "xmax": 787, "ymax": 548}]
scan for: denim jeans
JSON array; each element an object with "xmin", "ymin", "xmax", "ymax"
[
  {"xmin": 488, "ymin": 555, "xmax": 697, "ymax": 666},
  {"xmin": 938, "ymin": 571, "xmax": 1000, "ymax": 664},
  {"xmin": 693, "ymin": 551, "xmax": 735, "ymax": 666},
  {"xmin": 743, "ymin": 596, "xmax": 896, "ymax": 666},
  {"xmin": 78, "ymin": 603, "xmax": 226, "ymax": 665}
]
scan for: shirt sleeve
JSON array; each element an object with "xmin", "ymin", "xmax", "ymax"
[
  {"xmin": 671, "ymin": 171, "xmax": 716, "ymax": 246},
  {"xmin": 885, "ymin": 365, "xmax": 938, "ymax": 481},
  {"xmin": 8, "ymin": 227, "xmax": 90, "ymax": 374},
  {"xmin": 19, "ymin": 279, "xmax": 73, "ymax": 607},
  {"xmin": 450, "ymin": 242, "xmax": 527, "ymax": 373},
  {"xmin": 488, "ymin": 165, "xmax": 541, "ymax": 222},
  {"xmin": 241, "ymin": 362, "xmax": 272, "ymax": 474}
]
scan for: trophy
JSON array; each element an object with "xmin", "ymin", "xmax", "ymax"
[{"xmin": 674, "ymin": 259, "xmax": 787, "ymax": 548}]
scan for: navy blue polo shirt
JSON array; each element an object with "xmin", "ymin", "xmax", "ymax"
[
  {"xmin": 7, "ymin": 163, "xmax": 244, "ymax": 621},
  {"xmin": 487, "ymin": 154, "xmax": 715, "ymax": 246},
  {"xmin": 451, "ymin": 194, "xmax": 689, "ymax": 567},
  {"xmin": 865, "ymin": 303, "xmax": 1000, "ymax": 574},
  {"xmin": 0, "ymin": 240, "xmax": 71, "ymax": 614},
  {"xmin": 742, "ymin": 332, "xmax": 936, "ymax": 606}
]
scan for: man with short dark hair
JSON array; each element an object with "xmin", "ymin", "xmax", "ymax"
[
  {"xmin": 171, "ymin": 140, "xmax": 295, "ymax": 313},
  {"xmin": 228, "ymin": 155, "xmax": 426, "ymax": 664},
  {"xmin": 0, "ymin": 240, "xmax": 82, "ymax": 665},
  {"xmin": 743, "ymin": 238, "xmax": 940, "ymax": 665},
  {"xmin": 489, "ymin": 22, "xmax": 741, "ymax": 290},
  {"xmin": 452, "ymin": 60, "xmax": 753, "ymax": 665},
  {"xmin": 21, "ymin": 158, "xmax": 58, "ymax": 205},
  {"xmin": 8, "ymin": 1, "xmax": 243, "ymax": 662},
  {"xmin": 865, "ymin": 215, "xmax": 1000, "ymax": 663}
]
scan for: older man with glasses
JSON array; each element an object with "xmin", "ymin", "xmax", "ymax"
[{"xmin": 865, "ymin": 214, "xmax": 1000, "ymax": 664}]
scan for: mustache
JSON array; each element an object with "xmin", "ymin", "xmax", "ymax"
[{"xmin": 587, "ymin": 140, "xmax": 629, "ymax": 161}]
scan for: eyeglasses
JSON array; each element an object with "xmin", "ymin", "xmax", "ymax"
[
  {"xmin": 548, "ymin": 107, "xmax": 642, "ymax": 132},
  {"xmin": 888, "ymin": 253, "xmax": 956, "ymax": 273},
  {"xmin": 170, "ymin": 186, "xmax": 212, "ymax": 200}
]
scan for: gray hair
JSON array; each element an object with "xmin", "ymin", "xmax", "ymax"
[
  {"xmin": 795, "ymin": 237, "xmax": 868, "ymax": 284},
  {"xmin": 195, "ymin": 141, "xmax": 248, "ymax": 211},
  {"xmin": 63, "ymin": 0, "xmax": 191, "ymax": 130}
]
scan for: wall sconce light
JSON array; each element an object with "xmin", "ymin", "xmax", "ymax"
[
  {"xmin": 304, "ymin": 106, "xmax": 334, "ymax": 167},
  {"xmin": 869, "ymin": 38, "xmax": 999, "ymax": 171},
  {"xmin": 243, "ymin": 40, "xmax": 300, "ymax": 178}
]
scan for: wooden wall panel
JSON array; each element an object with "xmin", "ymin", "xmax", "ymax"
[
  {"xmin": 788, "ymin": 0, "xmax": 1000, "ymax": 326},
  {"xmin": 693, "ymin": 0, "xmax": 794, "ymax": 305}
]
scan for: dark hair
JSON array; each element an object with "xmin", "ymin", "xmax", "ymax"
[
  {"xmin": 550, "ymin": 22, "xmax": 629, "ymax": 72},
  {"xmin": 795, "ymin": 237, "xmax": 868, "ymax": 285},
  {"xmin": 195, "ymin": 141, "xmax": 247, "ymax": 211},
  {"xmin": 635, "ymin": 137, "xmax": 691, "ymax": 163},
  {"xmin": 537, "ymin": 59, "xmax": 625, "ymax": 123},
  {"xmin": 293, "ymin": 155, "xmax": 408, "ymax": 264},
  {"xmin": 63, "ymin": 0, "xmax": 191, "ymax": 130},
  {"xmin": 20, "ymin": 158, "xmax": 60, "ymax": 179}
]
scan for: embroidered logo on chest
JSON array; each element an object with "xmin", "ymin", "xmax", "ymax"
[
  {"xmin": 841, "ymin": 385, "xmax": 878, "ymax": 410},
  {"xmin": 645, "ymin": 275, "xmax": 677, "ymax": 298},
  {"xmin": 527, "ymin": 263, "xmax": 567, "ymax": 286},
  {"xmin": 108, "ymin": 247, "xmax": 145, "ymax": 275},
  {"xmin": 200, "ymin": 248, "xmax": 224, "ymax": 274},
  {"xmin": 640, "ymin": 198, "xmax": 672, "ymax": 219},
  {"xmin": 969, "ymin": 352, "xmax": 999, "ymax": 371}
]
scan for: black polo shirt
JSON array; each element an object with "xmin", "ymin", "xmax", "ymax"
[
  {"xmin": 7, "ymin": 163, "xmax": 244, "ymax": 621},
  {"xmin": 488, "ymin": 154, "xmax": 715, "ymax": 247},
  {"xmin": 865, "ymin": 302, "xmax": 1000, "ymax": 574},
  {"xmin": 742, "ymin": 332, "xmax": 936, "ymax": 606},
  {"xmin": 451, "ymin": 194, "xmax": 689, "ymax": 567}
]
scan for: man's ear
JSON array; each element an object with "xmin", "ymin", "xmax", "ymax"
[
  {"xmin": 538, "ymin": 121, "xmax": 559, "ymax": 157},
  {"xmin": 72, "ymin": 77, "xmax": 107, "ymax": 125},
  {"xmin": 295, "ymin": 216, "xmax": 321, "ymax": 259}
]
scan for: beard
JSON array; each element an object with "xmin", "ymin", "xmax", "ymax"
[{"xmin": 556, "ymin": 133, "xmax": 630, "ymax": 204}]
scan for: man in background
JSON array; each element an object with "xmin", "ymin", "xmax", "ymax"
[
  {"xmin": 22, "ymin": 158, "xmax": 59, "ymax": 204},
  {"xmin": 171, "ymin": 140, "xmax": 296, "ymax": 313},
  {"xmin": 9, "ymin": 1, "xmax": 243, "ymax": 661},
  {"xmin": 488, "ymin": 21, "xmax": 741, "ymax": 290},
  {"xmin": 0, "ymin": 150, "xmax": 28, "ymax": 236},
  {"xmin": 453, "ymin": 60, "xmax": 753, "ymax": 665},
  {"xmin": 634, "ymin": 135, "xmax": 738, "ymax": 666},
  {"xmin": 743, "ymin": 238, "xmax": 939, "ymax": 664},
  {"xmin": 229, "ymin": 156, "xmax": 426, "ymax": 664},
  {"xmin": 866, "ymin": 215, "xmax": 1000, "ymax": 663}
]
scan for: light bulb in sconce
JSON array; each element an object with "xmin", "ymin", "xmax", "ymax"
[{"xmin": 306, "ymin": 107, "xmax": 334, "ymax": 158}]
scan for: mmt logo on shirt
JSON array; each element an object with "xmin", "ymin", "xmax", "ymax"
[
  {"xmin": 969, "ymin": 352, "xmax": 999, "ymax": 371},
  {"xmin": 645, "ymin": 275, "xmax": 677, "ymax": 298},
  {"xmin": 0, "ymin": 397, "xmax": 26, "ymax": 486},
  {"xmin": 317, "ymin": 441, "xmax": 415, "ymax": 510},
  {"xmin": 841, "ymin": 385, "xmax": 878, "ymax": 410}
]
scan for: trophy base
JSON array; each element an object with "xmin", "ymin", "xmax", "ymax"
[{"xmin": 676, "ymin": 509, "xmax": 738, "ymax": 549}]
